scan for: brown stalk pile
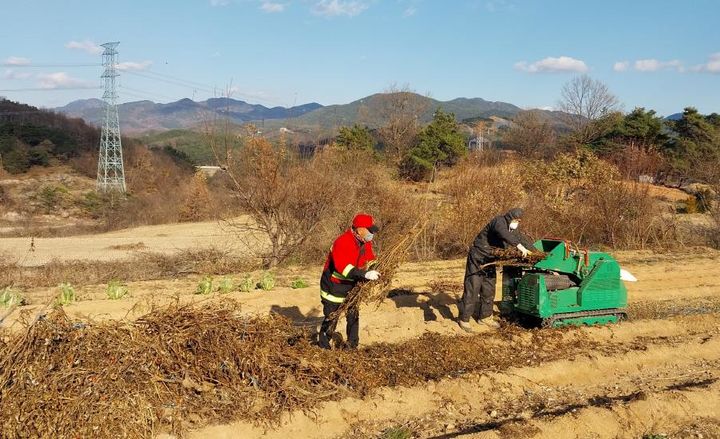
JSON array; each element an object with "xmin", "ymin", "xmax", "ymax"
[
  {"xmin": 330, "ymin": 224, "xmax": 425, "ymax": 321},
  {"xmin": 488, "ymin": 248, "xmax": 547, "ymax": 267},
  {"xmin": 0, "ymin": 302, "xmax": 596, "ymax": 438}
]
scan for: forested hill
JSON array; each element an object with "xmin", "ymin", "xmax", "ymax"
[{"xmin": 0, "ymin": 99, "xmax": 99, "ymax": 174}]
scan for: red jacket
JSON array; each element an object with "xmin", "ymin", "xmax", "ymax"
[{"xmin": 320, "ymin": 229, "xmax": 376, "ymax": 303}]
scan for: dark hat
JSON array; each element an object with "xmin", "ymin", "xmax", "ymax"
[{"xmin": 507, "ymin": 208, "xmax": 524, "ymax": 220}]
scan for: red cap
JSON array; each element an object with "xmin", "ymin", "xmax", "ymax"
[{"xmin": 352, "ymin": 213, "xmax": 379, "ymax": 233}]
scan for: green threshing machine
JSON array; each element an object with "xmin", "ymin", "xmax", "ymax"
[{"xmin": 500, "ymin": 239, "xmax": 632, "ymax": 327}]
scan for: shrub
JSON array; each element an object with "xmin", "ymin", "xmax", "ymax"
[
  {"xmin": 399, "ymin": 108, "xmax": 466, "ymax": 181},
  {"xmin": 218, "ymin": 277, "xmax": 235, "ymax": 294},
  {"xmin": 195, "ymin": 276, "xmax": 214, "ymax": 295},
  {"xmin": 681, "ymin": 196, "xmax": 699, "ymax": 214},
  {"xmin": 36, "ymin": 184, "xmax": 71, "ymax": 211},
  {"xmin": 381, "ymin": 426, "xmax": 413, "ymax": 439},
  {"xmin": 257, "ymin": 272, "xmax": 275, "ymax": 291},
  {"xmin": 336, "ymin": 125, "xmax": 375, "ymax": 151},
  {"xmin": 56, "ymin": 283, "xmax": 76, "ymax": 305},
  {"xmin": 106, "ymin": 280, "xmax": 129, "ymax": 300},
  {"xmin": 436, "ymin": 158, "xmax": 525, "ymax": 258},
  {"xmin": 218, "ymin": 137, "xmax": 348, "ymax": 267},
  {"xmin": 290, "ymin": 278, "xmax": 309, "ymax": 289},
  {"xmin": 0, "ymin": 287, "xmax": 25, "ymax": 308},
  {"xmin": 238, "ymin": 275, "xmax": 255, "ymax": 292},
  {"xmin": 179, "ymin": 171, "xmax": 212, "ymax": 222},
  {"xmin": 709, "ymin": 186, "xmax": 720, "ymax": 249}
]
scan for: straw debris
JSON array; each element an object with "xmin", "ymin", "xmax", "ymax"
[{"xmin": 0, "ymin": 302, "xmax": 595, "ymax": 438}]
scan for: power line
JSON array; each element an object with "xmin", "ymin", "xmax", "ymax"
[
  {"xmin": 0, "ymin": 86, "xmax": 102, "ymax": 92},
  {"xmin": 124, "ymin": 69, "xmax": 288, "ymax": 107},
  {"xmin": 119, "ymin": 84, "xmax": 175, "ymax": 101},
  {"xmin": 3, "ymin": 61, "xmax": 292, "ymax": 108},
  {"xmin": 138, "ymin": 69, "xmax": 214, "ymax": 89},
  {"xmin": 1, "ymin": 63, "xmax": 100, "ymax": 68},
  {"xmin": 123, "ymin": 70, "xmax": 216, "ymax": 94}
]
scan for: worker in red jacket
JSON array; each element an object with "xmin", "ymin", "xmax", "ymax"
[{"xmin": 318, "ymin": 213, "xmax": 381, "ymax": 349}]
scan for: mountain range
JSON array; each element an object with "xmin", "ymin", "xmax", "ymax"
[
  {"xmin": 55, "ymin": 98, "xmax": 323, "ymax": 133},
  {"xmin": 55, "ymin": 94, "xmax": 529, "ymax": 134}
]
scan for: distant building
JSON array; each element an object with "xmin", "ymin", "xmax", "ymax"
[
  {"xmin": 195, "ymin": 165, "xmax": 223, "ymax": 177},
  {"xmin": 468, "ymin": 136, "xmax": 490, "ymax": 151},
  {"xmin": 638, "ymin": 175, "xmax": 655, "ymax": 184}
]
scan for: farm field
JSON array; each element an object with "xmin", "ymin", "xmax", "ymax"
[{"xmin": 2, "ymin": 230, "xmax": 719, "ymax": 438}]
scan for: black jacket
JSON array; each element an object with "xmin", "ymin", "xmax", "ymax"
[{"xmin": 468, "ymin": 209, "xmax": 534, "ymax": 264}]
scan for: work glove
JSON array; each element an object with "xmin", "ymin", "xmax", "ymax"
[
  {"xmin": 364, "ymin": 270, "xmax": 381, "ymax": 281},
  {"xmin": 516, "ymin": 244, "xmax": 530, "ymax": 258}
]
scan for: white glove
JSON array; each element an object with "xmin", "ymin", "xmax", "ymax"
[
  {"xmin": 516, "ymin": 244, "xmax": 529, "ymax": 258},
  {"xmin": 364, "ymin": 270, "xmax": 381, "ymax": 281}
]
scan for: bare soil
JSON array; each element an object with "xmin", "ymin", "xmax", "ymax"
[{"xmin": 2, "ymin": 237, "xmax": 720, "ymax": 438}]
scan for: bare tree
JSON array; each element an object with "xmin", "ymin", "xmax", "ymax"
[
  {"xmin": 376, "ymin": 84, "xmax": 429, "ymax": 164},
  {"xmin": 558, "ymin": 75, "xmax": 620, "ymax": 143},
  {"xmin": 502, "ymin": 111, "xmax": 558, "ymax": 158}
]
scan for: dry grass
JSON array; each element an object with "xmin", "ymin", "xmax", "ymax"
[
  {"xmin": 106, "ymin": 241, "xmax": 147, "ymax": 251},
  {"xmin": 0, "ymin": 247, "xmax": 253, "ymax": 289},
  {"xmin": 0, "ymin": 301, "xmax": 601, "ymax": 438}
]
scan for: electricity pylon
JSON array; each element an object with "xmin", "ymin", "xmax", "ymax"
[{"xmin": 96, "ymin": 42, "xmax": 126, "ymax": 192}]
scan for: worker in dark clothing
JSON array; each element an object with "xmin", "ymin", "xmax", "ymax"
[
  {"xmin": 458, "ymin": 208, "xmax": 534, "ymax": 332},
  {"xmin": 318, "ymin": 213, "xmax": 381, "ymax": 349}
]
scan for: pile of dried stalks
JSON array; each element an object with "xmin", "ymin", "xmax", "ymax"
[
  {"xmin": 330, "ymin": 225, "xmax": 425, "ymax": 322},
  {"xmin": 488, "ymin": 247, "xmax": 547, "ymax": 267},
  {"xmin": 0, "ymin": 302, "xmax": 596, "ymax": 438}
]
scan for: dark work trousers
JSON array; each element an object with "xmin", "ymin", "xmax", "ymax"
[
  {"xmin": 318, "ymin": 299, "xmax": 360, "ymax": 349},
  {"xmin": 459, "ymin": 253, "xmax": 497, "ymax": 322}
]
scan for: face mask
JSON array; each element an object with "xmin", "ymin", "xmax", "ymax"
[
  {"xmin": 364, "ymin": 232, "xmax": 374, "ymax": 242},
  {"xmin": 509, "ymin": 221, "xmax": 519, "ymax": 230}
]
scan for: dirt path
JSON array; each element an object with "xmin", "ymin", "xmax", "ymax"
[{"xmin": 0, "ymin": 219, "xmax": 260, "ymax": 266}]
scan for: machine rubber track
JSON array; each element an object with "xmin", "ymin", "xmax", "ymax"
[{"xmin": 541, "ymin": 308, "xmax": 628, "ymax": 327}]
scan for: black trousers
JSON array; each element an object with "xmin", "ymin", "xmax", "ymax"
[
  {"xmin": 318, "ymin": 300, "xmax": 359, "ymax": 349},
  {"xmin": 459, "ymin": 254, "xmax": 496, "ymax": 322}
]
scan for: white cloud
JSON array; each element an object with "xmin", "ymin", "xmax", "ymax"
[
  {"xmin": 37, "ymin": 72, "xmax": 96, "ymax": 89},
  {"xmin": 210, "ymin": 0, "xmax": 230, "ymax": 6},
  {"xmin": 402, "ymin": 6, "xmax": 417, "ymax": 17},
  {"xmin": 65, "ymin": 40, "xmax": 103, "ymax": 55},
  {"xmin": 613, "ymin": 61, "xmax": 629, "ymax": 72},
  {"xmin": 691, "ymin": 52, "xmax": 720, "ymax": 74},
  {"xmin": 514, "ymin": 56, "xmax": 589, "ymax": 73},
  {"xmin": 116, "ymin": 60, "xmax": 153, "ymax": 71},
  {"xmin": 3, "ymin": 56, "xmax": 31, "ymax": 66},
  {"xmin": 1, "ymin": 69, "xmax": 32, "ymax": 80},
  {"xmin": 485, "ymin": 0, "xmax": 514, "ymax": 12},
  {"xmin": 312, "ymin": 0, "xmax": 368, "ymax": 17},
  {"xmin": 633, "ymin": 58, "xmax": 683, "ymax": 72},
  {"xmin": 260, "ymin": 1, "xmax": 285, "ymax": 12}
]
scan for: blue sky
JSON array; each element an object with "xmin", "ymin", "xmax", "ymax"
[{"xmin": 0, "ymin": 0, "xmax": 718, "ymax": 115}]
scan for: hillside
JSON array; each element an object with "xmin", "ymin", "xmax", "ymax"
[
  {"xmin": 54, "ymin": 93, "xmax": 541, "ymax": 135},
  {"xmin": 140, "ymin": 129, "xmax": 212, "ymax": 165},
  {"xmin": 0, "ymin": 99, "xmax": 99, "ymax": 174},
  {"xmin": 55, "ymin": 98, "xmax": 323, "ymax": 134},
  {"xmin": 267, "ymin": 93, "xmax": 523, "ymax": 134}
]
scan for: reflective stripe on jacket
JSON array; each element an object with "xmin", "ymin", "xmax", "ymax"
[{"xmin": 319, "ymin": 229, "xmax": 376, "ymax": 303}]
